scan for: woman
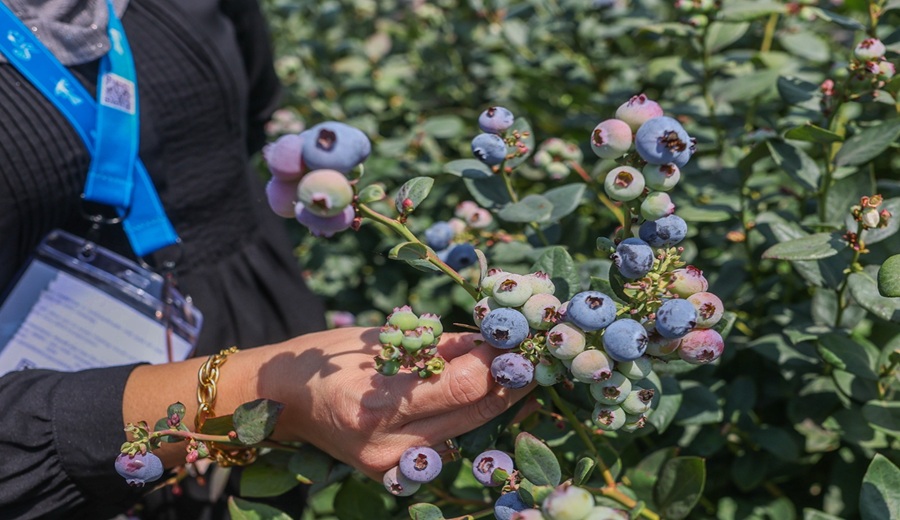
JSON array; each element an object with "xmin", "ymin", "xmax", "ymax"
[{"xmin": 0, "ymin": 1, "xmax": 530, "ymax": 518}]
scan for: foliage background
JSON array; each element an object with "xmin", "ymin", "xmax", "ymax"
[{"xmin": 253, "ymin": 1, "xmax": 900, "ymax": 518}]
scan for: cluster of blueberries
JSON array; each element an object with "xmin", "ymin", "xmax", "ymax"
[
  {"xmin": 495, "ymin": 483, "xmax": 627, "ymax": 520},
  {"xmin": 375, "ymin": 305, "xmax": 445, "ymax": 378},
  {"xmin": 263, "ymin": 121, "xmax": 371, "ymax": 237},
  {"xmin": 852, "ymin": 37, "xmax": 895, "ymax": 81},
  {"xmin": 471, "ymin": 106, "xmax": 517, "ymax": 166}
]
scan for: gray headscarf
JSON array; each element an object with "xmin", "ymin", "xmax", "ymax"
[{"xmin": 0, "ymin": 0, "xmax": 130, "ymax": 65}]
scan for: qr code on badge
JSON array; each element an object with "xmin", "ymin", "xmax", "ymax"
[{"xmin": 100, "ymin": 73, "xmax": 136, "ymax": 114}]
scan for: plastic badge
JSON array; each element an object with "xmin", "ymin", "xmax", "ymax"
[{"xmin": 0, "ymin": 230, "xmax": 202, "ymax": 375}]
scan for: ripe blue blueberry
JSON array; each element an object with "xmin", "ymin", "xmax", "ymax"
[
  {"xmin": 613, "ymin": 238, "xmax": 654, "ymax": 279},
  {"xmin": 491, "ymin": 352, "xmax": 535, "ymax": 389},
  {"xmin": 602, "ymin": 318, "xmax": 648, "ymax": 362},
  {"xmin": 542, "ymin": 485, "xmax": 595, "ymax": 520},
  {"xmin": 615, "ymin": 94, "xmax": 664, "ymax": 131},
  {"xmin": 301, "ymin": 121, "xmax": 371, "ymax": 174},
  {"xmin": 472, "ymin": 133, "xmax": 508, "ymax": 166},
  {"xmin": 399, "ymin": 446, "xmax": 443, "ymax": 483},
  {"xmin": 383, "ymin": 465, "xmax": 421, "ymax": 496},
  {"xmin": 634, "ymin": 116, "xmax": 692, "ymax": 166},
  {"xmin": 480, "ymin": 308, "xmax": 529, "ymax": 349},
  {"xmin": 425, "ymin": 221, "xmax": 455, "ymax": 251},
  {"xmin": 655, "ymin": 299, "xmax": 698, "ymax": 339},
  {"xmin": 115, "ymin": 452, "xmax": 164, "ymax": 487},
  {"xmin": 546, "ymin": 322, "xmax": 587, "ymax": 360},
  {"xmin": 639, "ymin": 214, "xmax": 688, "ymax": 248},
  {"xmin": 443, "ymin": 243, "xmax": 479, "ymax": 271},
  {"xmin": 495, "ymin": 492, "xmax": 529, "ymax": 520},
  {"xmin": 472, "ymin": 450, "xmax": 515, "ymax": 487},
  {"xmin": 571, "ymin": 349, "xmax": 614, "ymax": 384},
  {"xmin": 566, "ymin": 291, "xmax": 616, "ymax": 331},
  {"xmin": 604, "ymin": 166, "xmax": 645, "ymax": 202},
  {"xmin": 479, "ymin": 106, "xmax": 515, "ymax": 134}
]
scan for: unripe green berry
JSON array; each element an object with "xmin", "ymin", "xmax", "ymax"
[
  {"xmin": 542, "ymin": 485, "xmax": 595, "ymax": 520},
  {"xmin": 492, "ymin": 274, "xmax": 534, "ymax": 307},
  {"xmin": 379, "ymin": 324, "xmax": 403, "ymax": 347},
  {"xmin": 589, "ymin": 371, "xmax": 632, "ymax": 405},
  {"xmin": 388, "ymin": 305, "xmax": 420, "ymax": 331},
  {"xmin": 620, "ymin": 386, "xmax": 655, "ymax": 415},
  {"xmin": 593, "ymin": 404, "xmax": 626, "ymax": 431},
  {"xmin": 604, "ymin": 166, "xmax": 645, "ymax": 202},
  {"xmin": 616, "ymin": 356, "xmax": 653, "ymax": 380}
]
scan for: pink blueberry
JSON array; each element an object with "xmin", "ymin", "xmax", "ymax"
[
  {"xmin": 615, "ymin": 94, "xmax": 665, "ymax": 131},
  {"xmin": 678, "ymin": 329, "xmax": 725, "ymax": 364},
  {"xmin": 590, "ymin": 119, "xmax": 633, "ymax": 159},
  {"xmin": 668, "ymin": 266, "xmax": 709, "ymax": 297},
  {"xmin": 263, "ymin": 133, "xmax": 304, "ymax": 181},
  {"xmin": 295, "ymin": 203, "xmax": 355, "ymax": 238},
  {"xmin": 265, "ymin": 178, "xmax": 299, "ymax": 218},
  {"xmin": 687, "ymin": 291, "xmax": 724, "ymax": 329}
]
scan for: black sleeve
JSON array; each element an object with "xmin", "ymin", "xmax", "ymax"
[
  {"xmin": 220, "ymin": 0, "xmax": 284, "ymax": 156},
  {"xmin": 0, "ymin": 365, "xmax": 144, "ymax": 519}
]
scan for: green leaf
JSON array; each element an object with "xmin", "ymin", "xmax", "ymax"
[
  {"xmin": 767, "ymin": 140, "xmax": 822, "ymax": 191},
  {"xmin": 506, "ymin": 117, "xmax": 535, "ymax": 169},
  {"xmin": 573, "ymin": 457, "xmax": 596, "ymax": 486},
  {"xmin": 288, "ymin": 445, "xmax": 334, "ymax": 484},
  {"xmin": 817, "ymin": 333, "xmax": 878, "ymax": 379},
  {"xmin": 705, "ymin": 21, "xmax": 750, "ymax": 52},
  {"xmin": 543, "ymin": 183, "xmax": 586, "ymax": 221},
  {"xmin": 784, "ymin": 124, "xmax": 844, "ymax": 144},
  {"xmin": 233, "ymin": 399, "xmax": 284, "ymax": 445},
  {"xmin": 653, "ymin": 456, "xmax": 706, "ymax": 520},
  {"xmin": 808, "ymin": 7, "xmax": 866, "ymax": 30},
  {"xmin": 674, "ymin": 381, "xmax": 722, "ymax": 425},
  {"xmin": 199, "ymin": 415, "xmax": 235, "ymax": 436},
  {"xmin": 731, "ymin": 452, "xmax": 767, "ymax": 492},
  {"xmin": 357, "ymin": 183, "xmax": 386, "ymax": 204},
  {"xmin": 879, "ymin": 255, "xmax": 900, "ymax": 297},
  {"xmin": 647, "ymin": 375, "xmax": 682, "ymax": 434},
  {"xmin": 390, "ymin": 242, "xmax": 429, "ymax": 262},
  {"xmin": 514, "ymin": 432, "xmax": 562, "ymax": 487},
  {"xmin": 718, "ymin": 1, "xmax": 786, "ymax": 21},
  {"xmin": 862, "ymin": 400, "xmax": 900, "ymax": 437},
  {"xmin": 443, "ymin": 159, "xmax": 493, "ymax": 179},
  {"xmin": 395, "ymin": 177, "xmax": 435, "ymax": 211},
  {"xmin": 713, "ymin": 69, "xmax": 779, "ymax": 103},
  {"xmin": 778, "ymin": 30, "xmax": 831, "ymax": 62},
  {"xmin": 749, "ymin": 426, "xmax": 801, "ymax": 461},
  {"xmin": 334, "ymin": 477, "xmax": 389, "ymax": 520},
  {"xmin": 497, "ymin": 194, "xmax": 553, "ymax": 223},
  {"xmin": 408, "ymin": 503, "xmax": 445, "ymax": 520},
  {"xmin": 240, "ymin": 459, "xmax": 301, "ymax": 497},
  {"xmin": 848, "ymin": 268, "xmax": 900, "ymax": 322},
  {"xmin": 531, "ymin": 247, "xmax": 580, "ymax": 300},
  {"xmin": 777, "ymin": 76, "xmax": 821, "ymax": 106},
  {"xmin": 627, "ymin": 447, "xmax": 677, "ymax": 507},
  {"xmin": 464, "ymin": 175, "xmax": 513, "ymax": 209},
  {"xmin": 860, "ymin": 454, "xmax": 900, "ymax": 520},
  {"xmin": 834, "ymin": 120, "xmax": 900, "ymax": 167},
  {"xmin": 762, "ymin": 232, "xmax": 844, "ymax": 260},
  {"xmin": 803, "ymin": 509, "xmax": 845, "ymax": 520},
  {"xmin": 227, "ymin": 497, "xmax": 292, "ymax": 520},
  {"xmin": 422, "ymin": 115, "xmax": 464, "ymax": 139}
]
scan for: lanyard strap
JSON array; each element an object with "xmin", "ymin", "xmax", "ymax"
[{"xmin": 0, "ymin": 1, "xmax": 179, "ymax": 258}]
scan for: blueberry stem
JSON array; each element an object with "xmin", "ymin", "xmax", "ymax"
[{"xmin": 545, "ymin": 386, "xmax": 616, "ymax": 488}]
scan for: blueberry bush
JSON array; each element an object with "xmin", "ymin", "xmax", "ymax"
[{"xmin": 121, "ymin": 1, "xmax": 900, "ymax": 518}]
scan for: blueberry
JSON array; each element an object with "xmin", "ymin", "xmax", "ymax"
[
  {"xmin": 855, "ymin": 38, "xmax": 886, "ymax": 61},
  {"xmin": 263, "ymin": 133, "xmax": 304, "ymax": 181},
  {"xmin": 511, "ymin": 511, "xmax": 544, "ymax": 520},
  {"xmin": 472, "ymin": 133, "xmax": 508, "ymax": 166},
  {"xmin": 115, "ymin": 452, "xmax": 164, "ymax": 487},
  {"xmin": 480, "ymin": 308, "xmax": 529, "ymax": 349},
  {"xmin": 526, "ymin": 271, "xmax": 556, "ymax": 295},
  {"xmin": 589, "ymin": 370, "xmax": 632, "ymax": 405},
  {"xmin": 492, "ymin": 274, "xmax": 534, "ymax": 308},
  {"xmin": 542, "ymin": 485, "xmax": 595, "ymax": 520},
  {"xmin": 635, "ymin": 116, "xmax": 692, "ymax": 166},
  {"xmin": 495, "ymin": 492, "xmax": 530, "ymax": 520},
  {"xmin": 456, "ymin": 200, "xmax": 481, "ymax": 219},
  {"xmin": 472, "ymin": 450, "xmax": 514, "ymax": 487},
  {"xmin": 687, "ymin": 291, "xmax": 724, "ymax": 329},
  {"xmin": 604, "ymin": 166, "xmax": 645, "ymax": 202},
  {"xmin": 534, "ymin": 357, "xmax": 568, "ymax": 386},
  {"xmin": 642, "ymin": 163, "xmax": 681, "ymax": 192},
  {"xmin": 655, "ymin": 299, "xmax": 698, "ymax": 339},
  {"xmin": 300, "ymin": 121, "xmax": 371, "ymax": 174},
  {"xmin": 678, "ymin": 329, "xmax": 725, "ymax": 364},
  {"xmin": 417, "ymin": 313, "xmax": 444, "ymax": 337},
  {"xmin": 383, "ymin": 465, "xmax": 421, "ymax": 496},
  {"xmin": 466, "ymin": 208, "xmax": 494, "ymax": 229},
  {"xmin": 481, "ymin": 268, "xmax": 511, "ymax": 295},
  {"xmin": 620, "ymin": 413, "xmax": 649, "ymax": 433},
  {"xmin": 566, "ymin": 291, "xmax": 617, "ymax": 331},
  {"xmin": 546, "ymin": 322, "xmax": 587, "ymax": 360},
  {"xmin": 473, "ymin": 297, "xmax": 500, "ymax": 327},
  {"xmin": 425, "ymin": 221, "xmax": 455, "ymax": 251},
  {"xmin": 296, "ymin": 169, "xmax": 354, "ymax": 217},
  {"xmin": 615, "ymin": 94, "xmax": 664, "ymax": 132},
  {"xmin": 571, "ymin": 349, "xmax": 614, "ymax": 385},
  {"xmin": 613, "ymin": 238, "xmax": 654, "ymax": 279},
  {"xmin": 616, "ymin": 356, "xmax": 653, "ymax": 380},
  {"xmin": 640, "ymin": 192, "xmax": 675, "ymax": 221},
  {"xmin": 479, "ymin": 106, "xmax": 515, "ymax": 134},
  {"xmin": 638, "ymin": 214, "xmax": 688, "ymax": 248},
  {"xmin": 601, "ymin": 319, "xmax": 648, "ymax": 362},
  {"xmin": 379, "ymin": 324, "xmax": 404, "ymax": 346},
  {"xmin": 668, "ymin": 266, "xmax": 709, "ymax": 297},
  {"xmin": 388, "ymin": 305, "xmax": 420, "ymax": 331},
  {"xmin": 444, "ymin": 243, "xmax": 479, "ymax": 271},
  {"xmin": 265, "ymin": 178, "xmax": 299, "ymax": 218},
  {"xmin": 644, "ymin": 325, "xmax": 681, "ymax": 357},
  {"xmin": 590, "ymin": 119, "xmax": 633, "ymax": 159},
  {"xmin": 521, "ymin": 293, "xmax": 562, "ymax": 331},
  {"xmin": 491, "ymin": 352, "xmax": 535, "ymax": 389},
  {"xmin": 592, "ymin": 403, "xmax": 626, "ymax": 431},
  {"xmin": 399, "ymin": 446, "xmax": 443, "ymax": 483},
  {"xmin": 584, "ymin": 506, "xmax": 629, "ymax": 520},
  {"xmin": 620, "ymin": 386, "xmax": 655, "ymax": 415},
  {"xmin": 295, "ymin": 203, "xmax": 355, "ymax": 238}
]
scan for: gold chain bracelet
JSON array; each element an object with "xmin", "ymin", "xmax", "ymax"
[{"xmin": 195, "ymin": 346, "xmax": 258, "ymax": 467}]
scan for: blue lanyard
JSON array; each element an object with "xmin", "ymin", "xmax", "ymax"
[{"xmin": 0, "ymin": 1, "xmax": 179, "ymax": 258}]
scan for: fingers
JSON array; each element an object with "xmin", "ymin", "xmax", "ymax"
[{"xmin": 435, "ymin": 332, "xmax": 484, "ymax": 360}]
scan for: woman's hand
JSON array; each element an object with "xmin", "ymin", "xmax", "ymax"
[{"xmin": 252, "ymin": 327, "xmax": 534, "ymax": 480}]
